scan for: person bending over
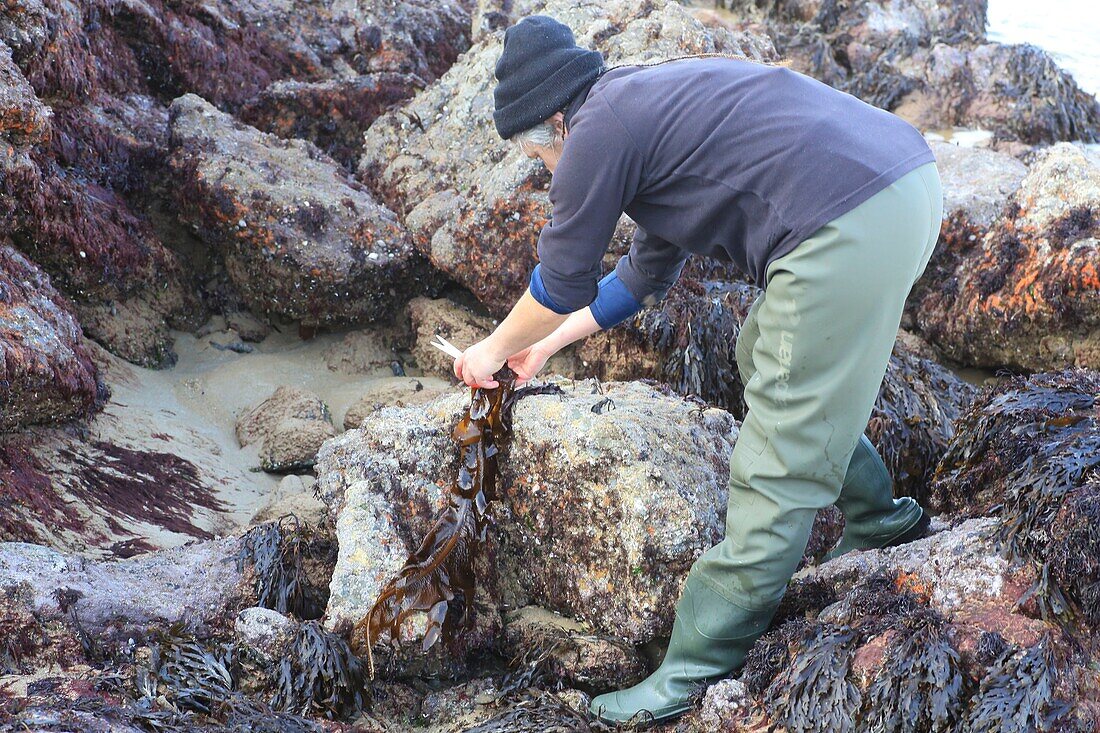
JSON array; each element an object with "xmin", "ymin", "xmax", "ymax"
[{"xmin": 452, "ymin": 15, "xmax": 941, "ymax": 724}]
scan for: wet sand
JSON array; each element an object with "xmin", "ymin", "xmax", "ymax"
[{"xmin": 29, "ymin": 324, "xmax": 451, "ymax": 555}]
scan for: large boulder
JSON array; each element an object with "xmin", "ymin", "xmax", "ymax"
[
  {"xmin": 720, "ymin": 0, "xmax": 1100, "ymax": 143},
  {"xmin": 316, "ymin": 379, "xmax": 739, "ymax": 645},
  {"xmin": 358, "ymin": 0, "xmax": 776, "ymax": 314},
  {"xmin": 0, "ymin": 536, "xmax": 251, "ymax": 640},
  {"xmin": 168, "ymin": 93, "xmax": 432, "ymax": 328},
  {"xmin": 0, "ymin": 46, "xmax": 193, "ymax": 368},
  {"xmin": 908, "ymin": 143, "xmax": 1100, "ymax": 371},
  {"xmin": 0, "ymin": 242, "xmax": 102, "ymax": 432},
  {"xmin": 1, "ymin": 0, "xmax": 477, "ymax": 367}
]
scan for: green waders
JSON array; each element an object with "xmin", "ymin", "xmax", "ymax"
[{"xmin": 591, "ymin": 162, "xmax": 944, "ymax": 725}]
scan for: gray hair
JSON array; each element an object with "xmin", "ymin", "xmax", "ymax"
[{"xmin": 510, "ymin": 119, "xmax": 563, "ymax": 154}]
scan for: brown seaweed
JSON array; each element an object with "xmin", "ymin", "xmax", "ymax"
[
  {"xmin": 352, "ymin": 367, "xmax": 558, "ymax": 676},
  {"xmin": 930, "ymin": 369, "xmax": 1100, "ymax": 628}
]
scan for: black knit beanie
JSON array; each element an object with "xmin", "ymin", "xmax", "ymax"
[{"xmin": 493, "ymin": 15, "xmax": 605, "ymax": 139}]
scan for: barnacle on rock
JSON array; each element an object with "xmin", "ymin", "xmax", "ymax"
[
  {"xmin": 861, "ymin": 610, "xmax": 966, "ymax": 733},
  {"xmin": 960, "ymin": 636, "xmax": 1073, "ymax": 733}
]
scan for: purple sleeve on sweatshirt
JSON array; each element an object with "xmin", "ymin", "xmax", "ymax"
[{"xmin": 534, "ymin": 93, "xmax": 645, "ymax": 313}]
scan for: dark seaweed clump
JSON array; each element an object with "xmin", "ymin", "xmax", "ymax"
[
  {"xmin": 237, "ymin": 516, "xmax": 332, "ymax": 620},
  {"xmin": 868, "ymin": 341, "xmax": 978, "ymax": 501},
  {"xmin": 127, "ymin": 623, "xmax": 332, "ymax": 732},
  {"xmin": 626, "ymin": 279, "xmax": 757, "ymax": 418},
  {"xmin": 762, "ymin": 572, "xmax": 962, "ymax": 732},
  {"xmin": 271, "ymin": 621, "xmax": 367, "ymax": 718},
  {"xmin": 862, "ymin": 611, "xmax": 967, "ymax": 733},
  {"xmin": 959, "ymin": 636, "xmax": 1072, "ymax": 733},
  {"xmin": 766, "ymin": 623, "xmax": 863, "ymax": 733},
  {"xmin": 931, "ymin": 369, "xmax": 1100, "ymax": 628},
  {"xmin": 463, "ymin": 689, "xmax": 606, "ymax": 733}
]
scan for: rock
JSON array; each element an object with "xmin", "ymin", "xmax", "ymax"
[
  {"xmin": 335, "ymin": 0, "xmax": 473, "ymax": 80},
  {"xmin": 900, "ymin": 42, "xmax": 1100, "ymax": 144},
  {"xmin": 471, "ymin": 0, "xmax": 511, "ymax": 42},
  {"xmin": 692, "ymin": 678, "xmax": 756, "ymax": 732},
  {"xmin": 259, "ymin": 417, "xmax": 338, "ymax": 472},
  {"xmin": 342, "ymin": 377, "xmax": 453, "ymax": 430},
  {"xmin": 224, "ymin": 309, "xmax": 271, "ymax": 343},
  {"xmin": 502, "ymin": 606, "xmax": 646, "ymax": 688},
  {"xmin": 0, "ymin": 242, "xmax": 102, "ymax": 431},
  {"xmin": 0, "ymin": 42, "xmax": 49, "ymax": 146},
  {"xmin": 727, "ymin": 0, "xmax": 1100, "ymax": 144},
  {"xmin": 0, "ymin": 537, "xmax": 252, "ymax": 639},
  {"xmin": 322, "ymin": 478, "xmax": 418, "ymax": 632},
  {"xmin": 317, "ymin": 379, "xmax": 739, "ymax": 645},
  {"xmin": 251, "ymin": 489, "xmax": 327, "ymax": 527},
  {"xmin": 236, "ymin": 386, "xmax": 331, "ymax": 448},
  {"xmin": 235, "ymin": 606, "xmax": 296, "ymax": 662},
  {"xmin": 406, "ymin": 296, "xmax": 495, "ymax": 377},
  {"xmin": 931, "ymin": 141, "xmax": 1029, "ymax": 231},
  {"xmin": 723, "ymin": 513, "xmax": 1100, "ymax": 733},
  {"xmin": 168, "ymin": 94, "xmax": 432, "ymax": 329},
  {"xmin": 0, "ymin": 144, "xmax": 193, "ymax": 368},
  {"xmin": 322, "ymin": 329, "xmax": 400, "ymax": 376},
  {"xmin": 802, "ymin": 518, "xmax": 1012, "ymax": 615},
  {"xmin": 908, "ymin": 143, "xmax": 1100, "ymax": 370},
  {"xmin": 240, "ymin": 74, "xmax": 423, "ymax": 169},
  {"xmin": 358, "ymin": 0, "xmax": 776, "ymax": 314}
]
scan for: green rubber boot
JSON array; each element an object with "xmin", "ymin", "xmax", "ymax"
[
  {"xmin": 588, "ymin": 573, "xmax": 776, "ymax": 725},
  {"xmin": 824, "ymin": 434, "xmax": 930, "ymax": 561}
]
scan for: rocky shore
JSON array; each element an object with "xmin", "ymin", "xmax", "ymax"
[{"xmin": 2, "ymin": 0, "xmax": 1099, "ymax": 730}]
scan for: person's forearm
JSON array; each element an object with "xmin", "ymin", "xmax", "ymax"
[
  {"xmin": 485, "ymin": 289, "xmax": 569, "ymax": 360},
  {"xmin": 537, "ymin": 307, "xmax": 602, "ymax": 355}
]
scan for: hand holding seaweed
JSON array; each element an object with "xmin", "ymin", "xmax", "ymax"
[{"xmin": 352, "ymin": 367, "xmax": 559, "ymax": 677}]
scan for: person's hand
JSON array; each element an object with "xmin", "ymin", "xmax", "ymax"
[
  {"xmin": 453, "ymin": 338, "xmax": 507, "ymax": 388},
  {"xmin": 508, "ymin": 343, "xmax": 552, "ymax": 385}
]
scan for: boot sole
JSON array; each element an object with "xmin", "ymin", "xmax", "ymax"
[{"xmin": 592, "ymin": 703, "xmax": 691, "ymax": 729}]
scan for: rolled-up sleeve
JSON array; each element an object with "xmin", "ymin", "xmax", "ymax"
[
  {"xmin": 615, "ymin": 226, "xmax": 689, "ymax": 306},
  {"xmin": 535, "ymin": 94, "xmax": 645, "ymax": 313}
]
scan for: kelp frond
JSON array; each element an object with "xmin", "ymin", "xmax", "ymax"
[{"xmin": 352, "ymin": 367, "xmax": 560, "ymax": 676}]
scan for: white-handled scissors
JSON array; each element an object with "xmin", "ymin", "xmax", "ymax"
[{"xmin": 428, "ymin": 333, "xmax": 464, "ymax": 359}]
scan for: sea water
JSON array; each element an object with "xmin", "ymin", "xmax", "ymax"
[{"xmin": 988, "ymin": 0, "xmax": 1100, "ymax": 98}]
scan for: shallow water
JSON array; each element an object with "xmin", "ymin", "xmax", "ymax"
[{"xmin": 988, "ymin": 0, "xmax": 1100, "ymax": 97}]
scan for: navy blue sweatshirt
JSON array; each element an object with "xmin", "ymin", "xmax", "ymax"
[{"xmin": 527, "ymin": 57, "xmax": 935, "ymax": 325}]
